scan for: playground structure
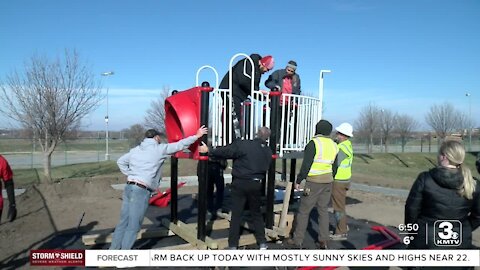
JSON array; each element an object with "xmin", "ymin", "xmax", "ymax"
[
  {"xmin": 83, "ymin": 53, "xmax": 328, "ymax": 249},
  {"xmin": 160, "ymin": 53, "xmax": 328, "ymax": 248}
]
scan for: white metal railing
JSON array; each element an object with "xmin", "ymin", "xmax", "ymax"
[
  {"xmin": 278, "ymin": 94, "xmax": 322, "ymax": 156},
  {"xmin": 195, "ymin": 65, "xmax": 220, "ymax": 146},
  {"xmin": 196, "ymin": 53, "xmax": 325, "ymax": 157}
]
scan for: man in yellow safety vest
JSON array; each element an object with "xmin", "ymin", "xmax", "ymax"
[
  {"xmin": 287, "ymin": 120, "xmax": 338, "ymax": 249},
  {"xmin": 330, "ymin": 122, "xmax": 354, "ymax": 241}
]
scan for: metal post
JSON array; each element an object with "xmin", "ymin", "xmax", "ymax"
[
  {"xmin": 428, "ymin": 133, "xmax": 431, "ymax": 153},
  {"xmin": 170, "ymin": 156, "xmax": 178, "ymax": 223},
  {"xmin": 267, "ymin": 91, "xmax": 281, "ymax": 229},
  {"xmin": 420, "ymin": 136, "xmax": 423, "ymax": 153},
  {"xmin": 244, "ymin": 100, "xmax": 251, "ymax": 140},
  {"xmin": 380, "ymin": 109, "xmax": 384, "ymax": 153},
  {"xmin": 101, "ymin": 71, "xmax": 114, "ymax": 160},
  {"xmin": 282, "ymin": 159, "xmax": 287, "ymax": 181},
  {"xmin": 289, "ymin": 159, "xmax": 297, "ymax": 203},
  {"xmin": 105, "ymin": 92, "xmax": 109, "ymax": 161},
  {"xmin": 318, "ymin": 70, "xmax": 331, "ymax": 119},
  {"xmin": 197, "ymin": 82, "xmax": 211, "ymax": 241}
]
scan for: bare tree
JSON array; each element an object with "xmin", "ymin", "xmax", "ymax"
[
  {"xmin": 122, "ymin": 124, "xmax": 146, "ymax": 147},
  {"xmin": 355, "ymin": 103, "xmax": 381, "ymax": 154},
  {"xmin": 144, "ymin": 86, "xmax": 172, "ymax": 133},
  {"xmin": 0, "ymin": 50, "xmax": 102, "ymax": 182},
  {"xmin": 379, "ymin": 108, "xmax": 397, "ymax": 153},
  {"xmin": 425, "ymin": 102, "xmax": 465, "ymax": 140},
  {"xmin": 396, "ymin": 114, "xmax": 419, "ymax": 152}
]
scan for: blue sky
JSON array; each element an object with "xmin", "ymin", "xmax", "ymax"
[{"xmin": 1, "ymin": 0, "xmax": 479, "ymax": 131}]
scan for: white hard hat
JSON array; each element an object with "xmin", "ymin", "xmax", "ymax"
[{"xmin": 335, "ymin": 123, "xmax": 353, "ymax": 137}]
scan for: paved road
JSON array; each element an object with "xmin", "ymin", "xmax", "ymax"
[{"xmin": 3, "ymin": 151, "xmax": 124, "ymax": 169}]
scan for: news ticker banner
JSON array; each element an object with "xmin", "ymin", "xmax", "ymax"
[{"xmin": 30, "ymin": 249, "xmax": 480, "ymax": 267}]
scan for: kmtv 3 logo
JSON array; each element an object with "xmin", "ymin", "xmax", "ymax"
[{"xmin": 434, "ymin": 220, "xmax": 462, "ymax": 247}]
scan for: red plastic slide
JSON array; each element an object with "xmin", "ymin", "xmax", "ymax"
[{"xmin": 148, "ymin": 182, "xmax": 186, "ymax": 207}]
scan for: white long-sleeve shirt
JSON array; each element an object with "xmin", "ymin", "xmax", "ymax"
[{"xmin": 117, "ymin": 135, "xmax": 198, "ymax": 190}]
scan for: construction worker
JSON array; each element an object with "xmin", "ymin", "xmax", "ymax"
[
  {"xmin": 0, "ymin": 154, "xmax": 17, "ymax": 223},
  {"xmin": 287, "ymin": 120, "xmax": 338, "ymax": 249},
  {"xmin": 330, "ymin": 122, "xmax": 354, "ymax": 241}
]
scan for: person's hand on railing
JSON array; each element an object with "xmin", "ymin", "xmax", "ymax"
[
  {"xmin": 198, "ymin": 141, "xmax": 209, "ymax": 153},
  {"xmin": 257, "ymin": 90, "xmax": 270, "ymax": 101},
  {"xmin": 195, "ymin": 125, "xmax": 208, "ymax": 139},
  {"xmin": 260, "ymin": 90, "xmax": 269, "ymax": 95}
]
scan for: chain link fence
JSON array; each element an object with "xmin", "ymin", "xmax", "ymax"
[
  {"xmin": 0, "ymin": 138, "xmax": 130, "ymax": 169},
  {"xmin": 1, "ymin": 135, "xmax": 479, "ymax": 169}
]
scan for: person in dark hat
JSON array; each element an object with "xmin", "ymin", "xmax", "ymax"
[
  {"xmin": 219, "ymin": 54, "xmax": 274, "ymax": 141},
  {"xmin": 265, "ymin": 60, "xmax": 301, "ymax": 96},
  {"xmin": 286, "ymin": 120, "xmax": 339, "ymax": 249},
  {"xmin": 265, "ymin": 60, "xmax": 302, "ymax": 148},
  {"xmin": 110, "ymin": 125, "xmax": 208, "ymax": 250}
]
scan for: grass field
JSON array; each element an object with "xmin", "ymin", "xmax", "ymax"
[
  {"xmin": 12, "ymin": 152, "xmax": 480, "ymax": 191},
  {"xmin": 0, "ymin": 138, "xmax": 130, "ymax": 153},
  {"xmin": 353, "ymin": 152, "xmax": 479, "ymax": 190}
]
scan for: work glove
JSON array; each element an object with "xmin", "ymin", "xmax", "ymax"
[{"xmin": 7, "ymin": 204, "xmax": 17, "ymax": 222}]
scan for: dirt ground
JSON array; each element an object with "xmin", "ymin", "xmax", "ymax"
[{"xmin": 1, "ymin": 176, "xmax": 479, "ymax": 269}]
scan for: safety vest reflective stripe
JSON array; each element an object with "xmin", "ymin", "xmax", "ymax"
[
  {"xmin": 308, "ymin": 136, "xmax": 338, "ymax": 177},
  {"xmin": 309, "ymin": 169, "xmax": 333, "ymax": 174},
  {"xmin": 335, "ymin": 140, "xmax": 353, "ymax": 180},
  {"xmin": 314, "ymin": 158, "xmax": 335, "ymax": 164}
]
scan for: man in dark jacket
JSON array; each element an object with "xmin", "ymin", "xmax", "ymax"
[
  {"xmin": 219, "ymin": 54, "xmax": 274, "ymax": 139},
  {"xmin": 265, "ymin": 60, "xmax": 301, "ymax": 95},
  {"xmin": 265, "ymin": 60, "xmax": 301, "ymax": 147},
  {"xmin": 199, "ymin": 127, "xmax": 272, "ymax": 250},
  {"xmin": 0, "ymin": 154, "xmax": 17, "ymax": 223}
]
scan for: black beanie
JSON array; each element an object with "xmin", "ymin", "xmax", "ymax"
[
  {"xmin": 145, "ymin": 129, "xmax": 161, "ymax": 138},
  {"xmin": 315, "ymin": 120, "xmax": 332, "ymax": 136}
]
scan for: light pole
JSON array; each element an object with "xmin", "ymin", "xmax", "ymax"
[
  {"xmin": 380, "ymin": 109, "xmax": 385, "ymax": 152},
  {"xmin": 318, "ymin": 70, "xmax": 331, "ymax": 119},
  {"xmin": 101, "ymin": 71, "xmax": 114, "ymax": 160},
  {"xmin": 466, "ymin": 92, "xmax": 472, "ymax": 151}
]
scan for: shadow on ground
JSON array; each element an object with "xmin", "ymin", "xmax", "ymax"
[{"xmin": 1, "ymin": 185, "xmax": 412, "ymax": 270}]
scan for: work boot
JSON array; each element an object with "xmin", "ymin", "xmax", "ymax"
[
  {"xmin": 330, "ymin": 233, "xmax": 348, "ymax": 241},
  {"xmin": 285, "ymin": 238, "xmax": 303, "ymax": 249},
  {"xmin": 315, "ymin": 240, "xmax": 328, "ymax": 250},
  {"xmin": 259, "ymin": 243, "xmax": 268, "ymax": 250}
]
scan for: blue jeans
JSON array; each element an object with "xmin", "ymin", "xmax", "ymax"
[{"xmin": 110, "ymin": 184, "xmax": 150, "ymax": 249}]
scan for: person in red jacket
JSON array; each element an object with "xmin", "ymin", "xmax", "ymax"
[{"xmin": 0, "ymin": 154, "xmax": 17, "ymax": 223}]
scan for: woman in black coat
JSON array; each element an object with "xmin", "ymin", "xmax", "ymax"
[{"xmin": 405, "ymin": 140, "xmax": 480, "ymax": 251}]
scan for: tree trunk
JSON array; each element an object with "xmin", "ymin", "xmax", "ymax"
[
  {"xmin": 43, "ymin": 151, "xmax": 53, "ymax": 183},
  {"xmin": 401, "ymin": 137, "xmax": 406, "ymax": 153},
  {"xmin": 368, "ymin": 134, "xmax": 373, "ymax": 154}
]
